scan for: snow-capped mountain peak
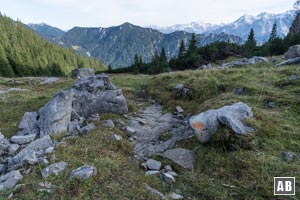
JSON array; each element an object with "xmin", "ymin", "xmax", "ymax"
[{"xmin": 147, "ymin": 10, "xmax": 297, "ymax": 43}]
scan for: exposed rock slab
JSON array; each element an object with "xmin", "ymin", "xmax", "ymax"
[
  {"xmin": 0, "ymin": 170, "xmax": 23, "ymax": 191},
  {"xmin": 275, "ymin": 57, "xmax": 300, "ymax": 67},
  {"xmin": 69, "ymin": 165, "xmax": 97, "ymax": 180},
  {"xmin": 128, "ymin": 104, "xmax": 193, "ymax": 159},
  {"xmin": 284, "ymin": 45, "xmax": 300, "ymax": 60},
  {"xmin": 158, "ymin": 148, "xmax": 195, "ymax": 170},
  {"xmin": 41, "ymin": 162, "xmax": 68, "ymax": 178},
  {"xmin": 216, "ymin": 56, "xmax": 269, "ymax": 69}
]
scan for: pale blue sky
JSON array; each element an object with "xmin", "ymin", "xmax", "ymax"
[{"xmin": 0, "ymin": 0, "xmax": 296, "ymax": 30}]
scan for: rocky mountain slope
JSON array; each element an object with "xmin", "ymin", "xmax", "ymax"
[
  {"xmin": 28, "ymin": 23, "xmax": 242, "ymax": 68},
  {"xmin": 27, "ymin": 23, "xmax": 65, "ymax": 42}
]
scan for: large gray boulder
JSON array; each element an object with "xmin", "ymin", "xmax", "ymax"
[
  {"xmin": 217, "ymin": 102, "xmax": 254, "ymax": 134},
  {"xmin": 189, "ymin": 109, "xmax": 219, "ymax": 143},
  {"xmin": 69, "ymin": 165, "xmax": 97, "ymax": 180},
  {"xmin": 71, "ymin": 74, "xmax": 128, "ymax": 118},
  {"xmin": 284, "ymin": 45, "xmax": 300, "ymax": 60},
  {"xmin": 38, "ymin": 90, "xmax": 74, "ymax": 137},
  {"xmin": 275, "ymin": 57, "xmax": 300, "ymax": 67},
  {"xmin": 189, "ymin": 102, "xmax": 254, "ymax": 143},
  {"xmin": 13, "ymin": 74, "xmax": 127, "ymax": 138},
  {"xmin": 71, "ymin": 68, "xmax": 95, "ymax": 79},
  {"xmin": 41, "ymin": 162, "xmax": 68, "ymax": 178},
  {"xmin": 0, "ymin": 170, "xmax": 23, "ymax": 191},
  {"xmin": 16, "ymin": 112, "xmax": 39, "ymax": 136}
]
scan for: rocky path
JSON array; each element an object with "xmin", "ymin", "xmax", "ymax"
[{"xmin": 126, "ymin": 101, "xmax": 195, "ymax": 170}]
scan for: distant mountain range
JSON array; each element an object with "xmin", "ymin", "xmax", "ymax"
[
  {"xmin": 27, "ymin": 10, "xmax": 296, "ymax": 67},
  {"xmin": 148, "ymin": 10, "xmax": 296, "ymax": 43},
  {"xmin": 28, "ymin": 23, "xmax": 242, "ymax": 67}
]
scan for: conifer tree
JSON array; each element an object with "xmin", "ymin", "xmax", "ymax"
[
  {"xmin": 178, "ymin": 40, "xmax": 186, "ymax": 59},
  {"xmin": 269, "ymin": 23, "xmax": 278, "ymax": 42},
  {"xmin": 187, "ymin": 33, "xmax": 198, "ymax": 56}
]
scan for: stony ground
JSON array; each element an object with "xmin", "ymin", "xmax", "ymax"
[{"xmin": 0, "ymin": 60, "xmax": 300, "ymax": 199}]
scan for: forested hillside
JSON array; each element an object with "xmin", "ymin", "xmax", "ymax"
[{"xmin": 0, "ymin": 14, "xmax": 105, "ymax": 77}]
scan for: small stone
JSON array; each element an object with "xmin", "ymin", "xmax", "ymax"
[
  {"xmin": 167, "ymin": 171, "xmax": 178, "ymax": 177},
  {"xmin": 175, "ymin": 106, "xmax": 184, "ymax": 113},
  {"xmin": 164, "ymin": 165, "xmax": 172, "ymax": 172},
  {"xmin": 233, "ymin": 88, "xmax": 245, "ymax": 96},
  {"xmin": 8, "ymin": 144, "xmax": 20, "ymax": 156},
  {"xmin": 41, "ymin": 162, "xmax": 68, "ymax": 178},
  {"xmin": 22, "ymin": 150, "xmax": 38, "ymax": 165},
  {"xmin": 39, "ymin": 158, "xmax": 49, "ymax": 165},
  {"xmin": 169, "ymin": 192, "xmax": 184, "ymax": 200},
  {"xmin": 145, "ymin": 170, "xmax": 160, "ymax": 176},
  {"xmin": 140, "ymin": 162, "xmax": 148, "ymax": 170},
  {"xmin": 79, "ymin": 123, "xmax": 95, "ymax": 134},
  {"xmin": 162, "ymin": 173, "xmax": 176, "ymax": 184},
  {"xmin": 11, "ymin": 134, "xmax": 36, "ymax": 145},
  {"xmin": 146, "ymin": 159, "xmax": 162, "ymax": 170},
  {"xmin": 45, "ymin": 147, "xmax": 54, "ymax": 154},
  {"xmin": 138, "ymin": 119, "xmax": 146, "ymax": 125},
  {"xmin": 267, "ymin": 101, "xmax": 275, "ymax": 108},
  {"xmin": 69, "ymin": 165, "xmax": 97, "ymax": 180},
  {"xmin": 281, "ymin": 151, "xmax": 295, "ymax": 162},
  {"xmin": 288, "ymin": 75, "xmax": 299, "ymax": 81},
  {"xmin": 128, "ymin": 137, "xmax": 135, "ymax": 142},
  {"xmin": 126, "ymin": 126, "xmax": 136, "ymax": 136},
  {"xmin": 112, "ymin": 134, "xmax": 122, "ymax": 141},
  {"xmin": 102, "ymin": 119, "xmax": 115, "ymax": 128}
]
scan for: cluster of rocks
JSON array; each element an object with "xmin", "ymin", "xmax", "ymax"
[
  {"xmin": 189, "ymin": 102, "xmax": 254, "ymax": 143},
  {"xmin": 280, "ymin": 151, "xmax": 300, "ymax": 162},
  {"xmin": 216, "ymin": 56, "xmax": 269, "ymax": 69},
  {"xmin": 141, "ymin": 159, "xmax": 178, "ymax": 184},
  {"xmin": 0, "ymin": 74, "xmax": 128, "ymax": 191},
  {"xmin": 0, "ymin": 88, "xmax": 31, "ymax": 95},
  {"xmin": 276, "ymin": 45, "xmax": 300, "ymax": 67},
  {"xmin": 173, "ymin": 84, "xmax": 191, "ymax": 98}
]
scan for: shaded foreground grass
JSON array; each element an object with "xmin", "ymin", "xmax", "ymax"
[{"xmin": 0, "ymin": 62, "xmax": 299, "ymax": 199}]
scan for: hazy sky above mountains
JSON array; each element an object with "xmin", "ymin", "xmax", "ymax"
[{"xmin": 0, "ymin": 0, "xmax": 296, "ymax": 30}]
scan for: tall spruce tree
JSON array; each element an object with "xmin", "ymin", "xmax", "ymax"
[
  {"xmin": 244, "ymin": 28, "xmax": 256, "ymax": 56},
  {"xmin": 187, "ymin": 34, "xmax": 198, "ymax": 56},
  {"xmin": 178, "ymin": 40, "xmax": 186, "ymax": 59},
  {"xmin": 268, "ymin": 23, "xmax": 278, "ymax": 42}
]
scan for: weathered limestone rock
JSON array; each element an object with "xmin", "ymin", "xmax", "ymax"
[
  {"xmin": 38, "ymin": 90, "xmax": 74, "ymax": 137},
  {"xmin": 217, "ymin": 102, "xmax": 254, "ymax": 134},
  {"xmin": 8, "ymin": 135, "xmax": 53, "ymax": 169},
  {"xmin": 71, "ymin": 68, "xmax": 95, "ymax": 79},
  {"xmin": 275, "ymin": 57, "xmax": 300, "ymax": 67},
  {"xmin": 284, "ymin": 45, "xmax": 300, "ymax": 60},
  {"xmin": 146, "ymin": 159, "xmax": 162, "ymax": 170},
  {"xmin": 16, "ymin": 112, "xmax": 39, "ymax": 136},
  {"xmin": 11, "ymin": 134, "xmax": 36, "ymax": 145},
  {"xmin": 71, "ymin": 74, "xmax": 128, "ymax": 118},
  {"xmin": 41, "ymin": 162, "xmax": 68, "ymax": 178},
  {"xmin": 69, "ymin": 165, "xmax": 97, "ymax": 180},
  {"xmin": 190, "ymin": 102, "xmax": 254, "ymax": 143},
  {"xmin": 79, "ymin": 124, "xmax": 95, "ymax": 134},
  {"xmin": 189, "ymin": 109, "xmax": 219, "ymax": 143},
  {"xmin": 8, "ymin": 144, "xmax": 20, "ymax": 156},
  {"xmin": 102, "ymin": 119, "xmax": 115, "ymax": 128},
  {"xmin": 158, "ymin": 148, "xmax": 195, "ymax": 170},
  {"xmin": 0, "ymin": 170, "xmax": 23, "ymax": 191}
]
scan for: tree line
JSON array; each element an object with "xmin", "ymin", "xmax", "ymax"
[
  {"xmin": 0, "ymin": 14, "xmax": 105, "ymax": 77},
  {"xmin": 108, "ymin": 11, "xmax": 300, "ymax": 74}
]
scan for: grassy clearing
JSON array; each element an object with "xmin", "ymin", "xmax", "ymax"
[
  {"xmin": 146, "ymin": 63, "xmax": 300, "ymax": 199},
  {"xmin": 0, "ymin": 63, "xmax": 300, "ymax": 199}
]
